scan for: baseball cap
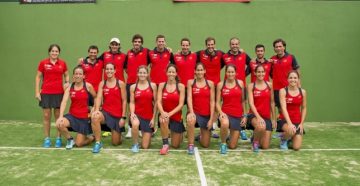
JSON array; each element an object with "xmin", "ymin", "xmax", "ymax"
[{"xmin": 109, "ymin": 37, "xmax": 120, "ymax": 44}]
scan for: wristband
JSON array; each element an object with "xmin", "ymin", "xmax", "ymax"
[{"xmin": 242, "ymin": 114, "xmax": 248, "ymax": 118}]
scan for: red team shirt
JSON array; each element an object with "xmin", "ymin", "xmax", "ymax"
[
  {"xmin": 197, "ymin": 50, "xmax": 224, "ymax": 85},
  {"xmin": 249, "ymin": 83, "xmax": 271, "ymax": 119},
  {"xmin": 162, "ymin": 84, "xmax": 182, "ymax": 122},
  {"xmin": 192, "ymin": 80, "xmax": 211, "ymax": 116},
  {"xmin": 80, "ymin": 58, "xmax": 104, "ymax": 92},
  {"xmin": 100, "ymin": 51, "xmax": 126, "ymax": 82},
  {"xmin": 37, "ymin": 58, "xmax": 68, "ymax": 94},
  {"xmin": 102, "ymin": 81, "xmax": 123, "ymax": 118},
  {"xmin": 173, "ymin": 52, "xmax": 197, "ymax": 85},
  {"xmin": 222, "ymin": 51, "xmax": 251, "ymax": 86},
  {"xmin": 149, "ymin": 48, "xmax": 173, "ymax": 85},
  {"xmin": 270, "ymin": 53, "xmax": 299, "ymax": 90},
  {"xmin": 134, "ymin": 84, "xmax": 154, "ymax": 120},
  {"xmin": 249, "ymin": 60, "xmax": 272, "ymax": 83},
  {"xmin": 69, "ymin": 83, "xmax": 89, "ymax": 119},
  {"xmin": 125, "ymin": 48, "xmax": 150, "ymax": 84},
  {"xmin": 279, "ymin": 88, "xmax": 303, "ymax": 124},
  {"xmin": 221, "ymin": 82, "xmax": 243, "ymax": 117}
]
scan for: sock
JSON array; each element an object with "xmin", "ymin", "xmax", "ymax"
[{"xmin": 162, "ymin": 138, "xmax": 169, "ymax": 145}]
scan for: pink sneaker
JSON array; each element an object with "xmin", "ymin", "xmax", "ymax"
[{"xmin": 160, "ymin": 145, "xmax": 169, "ymax": 155}]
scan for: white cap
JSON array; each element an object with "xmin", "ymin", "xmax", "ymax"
[{"xmin": 109, "ymin": 37, "xmax": 120, "ymax": 44}]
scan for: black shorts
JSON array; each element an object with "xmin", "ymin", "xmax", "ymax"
[
  {"xmin": 101, "ymin": 110, "xmax": 125, "ymax": 133},
  {"xmin": 169, "ymin": 119, "xmax": 186, "ymax": 133},
  {"xmin": 64, "ymin": 114, "xmax": 92, "ymax": 135},
  {"xmin": 39, "ymin": 93, "xmax": 63, "ymax": 109},
  {"xmin": 274, "ymin": 90, "xmax": 280, "ymax": 108},
  {"xmin": 276, "ymin": 119, "xmax": 305, "ymax": 135},
  {"xmin": 220, "ymin": 115, "xmax": 243, "ymax": 131},
  {"xmin": 126, "ymin": 83, "xmax": 134, "ymax": 104},
  {"xmin": 194, "ymin": 114, "xmax": 212, "ymax": 130},
  {"xmin": 246, "ymin": 114, "xmax": 273, "ymax": 131},
  {"xmin": 138, "ymin": 117, "xmax": 155, "ymax": 133}
]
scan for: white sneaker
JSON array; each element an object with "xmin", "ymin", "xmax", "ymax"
[{"xmin": 126, "ymin": 128, "xmax": 132, "ymax": 139}]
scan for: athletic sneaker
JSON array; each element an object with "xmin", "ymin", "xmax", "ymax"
[
  {"xmin": 131, "ymin": 144, "xmax": 140, "ymax": 153},
  {"xmin": 212, "ymin": 133, "xmax": 220, "ymax": 138},
  {"xmin": 240, "ymin": 130, "xmax": 248, "ymax": 140},
  {"xmin": 280, "ymin": 139, "xmax": 288, "ymax": 150},
  {"xmin": 102, "ymin": 132, "xmax": 111, "ymax": 137},
  {"xmin": 187, "ymin": 144, "xmax": 195, "ymax": 155},
  {"xmin": 125, "ymin": 128, "xmax": 132, "ymax": 139},
  {"xmin": 220, "ymin": 143, "xmax": 228, "ymax": 154},
  {"xmin": 160, "ymin": 144, "xmax": 169, "ymax": 155},
  {"xmin": 92, "ymin": 142, "xmax": 103, "ymax": 153},
  {"xmin": 66, "ymin": 138, "xmax": 75, "ymax": 150},
  {"xmin": 252, "ymin": 141, "xmax": 260, "ymax": 153},
  {"xmin": 55, "ymin": 137, "xmax": 62, "ymax": 148},
  {"xmin": 43, "ymin": 137, "xmax": 51, "ymax": 148}
]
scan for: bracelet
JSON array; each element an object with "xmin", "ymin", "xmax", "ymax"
[
  {"xmin": 121, "ymin": 116, "xmax": 127, "ymax": 120},
  {"xmin": 242, "ymin": 114, "xmax": 248, "ymax": 118}
]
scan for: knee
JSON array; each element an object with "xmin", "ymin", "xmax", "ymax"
[
  {"xmin": 228, "ymin": 143, "xmax": 237, "ymax": 149},
  {"xmin": 201, "ymin": 142, "xmax": 209, "ymax": 148},
  {"xmin": 75, "ymin": 141, "xmax": 83, "ymax": 147},
  {"xmin": 261, "ymin": 144, "xmax": 270, "ymax": 149},
  {"xmin": 187, "ymin": 121, "xmax": 195, "ymax": 128},
  {"xmin": 220, "ymin": 122, "xmax": 229, "ymax": 129},
  {"xmin": 43, "ymin": 112, "xmax": 51, "ymax": 120},
  {"xmin": 171, "ymin": 141, "xmax": 180, "ymax": 149},
  {"xmin": 131, "ymin": 121, "xmax": 140, "ymax": 129},
  {"xmin": 142, "ymin": 143, "xmax": 150, "ymax": 149}
]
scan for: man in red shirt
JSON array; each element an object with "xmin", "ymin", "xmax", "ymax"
[
  {"xmin": 149, "ymin": 35, "xmax": 174, "ymax": 85},
  {"xmin": 173, "ymin": 38, "xmax": 197, "ymax": 86},
  {"xmin": 197, "ymin": 37, "xmax": 224, "ymax": 86},
  {"xmin": 99, "ymin": 38, "xmax": 127, "ymax": 82},
  {"xmin": 270, "ymin": 38, "xmax": 300, "ymax": 109},
  {"xmin": 79, "ymin": 45, "xmax": 104, "ymax": 93},
  {"xmin": 222, "ymin": 37, "xmax": 251, "ymax": 85},
  {"xmin": 249, "ymin": 44, "xmax": 272, "ymax": 83}
]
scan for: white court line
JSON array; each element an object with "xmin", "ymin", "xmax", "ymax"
[
  {"xmin": 194, "ymin": 147, "xmax": 207, "ymax": 186},
  {"xmin": 0, "ymin": 146, "xmax": 360, "ymax": 152}
]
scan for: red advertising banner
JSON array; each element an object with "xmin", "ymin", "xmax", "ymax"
[{"xmin": 173, "ymin": 0, "xmax": 251, "ymax": 2}]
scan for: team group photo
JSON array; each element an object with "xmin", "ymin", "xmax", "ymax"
[{"xmin": 1, "ymin": 0, "xmax": 359, "ymax": 185}]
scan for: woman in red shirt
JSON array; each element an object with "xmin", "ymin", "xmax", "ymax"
[
  {"xmin": 247, "ymin": 65, "xmax": 276, "ymax": 152},
  {"xmin": 186, "ymin": 62, "xmax": 215, "ymax": 154},
  {"xmin": 56, "ymin": 66, "xmax": 96, "ymax": 149},
  {"xmin": 157, "ymin": 64, "xmax": 185, "ymax": 155},
  {"xmin": 216, "ymin": 64, "xmax": 247, "ymax": 154},
  {"xmin": 35, "ymin": 44, "xmax": 70, "ymax": 148},
  {"xmin": 129, "ymin": 65, "xmax": 157, "ymax": 153},
  {"xmin": 278, "ymin": 70, "xmax": 307, "ymax": 150},
  {"xmin": 91, "ymin": 63, "xmax": 127, "ymax": 153}
]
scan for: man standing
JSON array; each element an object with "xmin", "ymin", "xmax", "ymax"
[
  {"xmin": 79, "ymin": 45, "xmax": 103, "ymax": 93},
  {"xmin": 249, "ymin": 44, "xmax": 272, "ymax": 83},
  {"xmin": 197, "ymin": 37, "xmax": 224, "ymax": 86},
  {"xmin": 270, "ymin": 38, "xmax": 300, "ymax": 109},
  {"xmin": 149, "ymin": 35, "xmax": 173, "ymax": 86},
  {"xmin": 99, "ymin": 37, "xmax": 127, "ymax": 82}
]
